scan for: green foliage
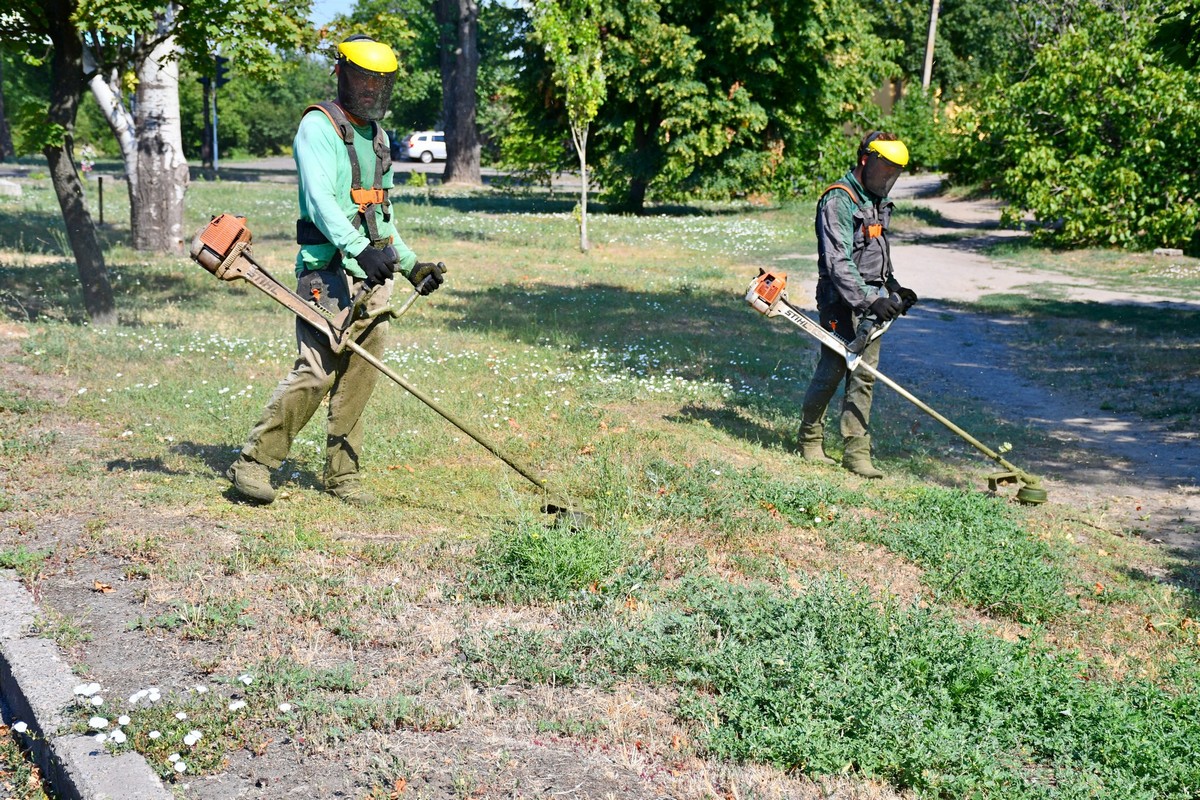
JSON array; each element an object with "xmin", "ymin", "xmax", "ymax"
[
  {"xmin": 865, "ymin": 487, "xmax": 1070, "ymax": 622},
  {"xmin": 617, "ymin": 576, "xmax": 1200, "ymax": 798},
  {"xmin": 134, "ymin": 598, "xmax": 255, "ymax": 640},
  {"xmin": 883, "ymin": 87, "xmax": 954, "ymax": 171},
  {"xmin": 462, "ymin": 575, "xmax": 1200, "ymax": 798},
  {"xmin": 530, "ymin": 0, "xmax": 607, "ymax": 142},
  {"xmin": 502, "ymin": 0, "xmax": 898, "ymax": 211},
  {"xmin": 644, "ymin": 458, "xmax": 857, "ymax": 539},
  {"xmin": 468, "ymin": 518, "xmax": 628, "ymax": 602},
  {"xmin": 0, "ymin": 546, "xmax": 54, "ymax": 580},
  {"xmin": 951, "ymin": 3, "xmax": 1200, "ymax": 253},
  {"xmin": 1151, "ymin": 0, "xmax": 1200, "ymax": 69},
  {"xmin": 179, "ymin": 56, "xmax": 332, "ymax": 158}
]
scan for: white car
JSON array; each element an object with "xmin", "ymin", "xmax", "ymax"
[{"xmin": 400, "ymin": 131, "xmax": 446, "ymax": 163}]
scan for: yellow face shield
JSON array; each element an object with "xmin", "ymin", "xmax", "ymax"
[
  {"xmin": 867, "ymin": 138, "xmax": 909, "ymax": 168},
  {"xmin": 336, "ymin": 38, "xmax": 398, "ymax": 121}
]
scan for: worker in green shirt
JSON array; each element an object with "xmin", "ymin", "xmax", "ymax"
[{"xmin": 227, "ymin": 35, "xmax": 444, "ymax": 506}]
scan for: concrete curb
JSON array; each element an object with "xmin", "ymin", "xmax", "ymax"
[{"xmin": 0, "ymin": 570, "xmax": 171, "ymax": 800}]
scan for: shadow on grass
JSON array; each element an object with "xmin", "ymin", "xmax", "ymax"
[
  {"xmin": 0, "ymin": 208, "xmax": 128, "ymax": 254},
  {"xmin": 0, "ymin": 254, "xmax": 229, "ymax": 325}
]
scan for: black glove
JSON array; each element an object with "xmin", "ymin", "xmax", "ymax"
[
  {"xmin": 355, "ymin": 244, "xmax": 397, "ymax": 288},
  {"xmin": 869, "ymin": 295, "xmax": 904, "ymax": 322},
  {"xmin": 895, "ymin": 287, "xmax": 919, "ymax": 314},
  {"xmin": 407, "ymin": 261, "xmax": 446, "ymax": 296}
]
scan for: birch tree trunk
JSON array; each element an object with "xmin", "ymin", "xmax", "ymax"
[
  {"xmin": 83, "ymin": 45, "xmax": 138, "ymax": 193},
  {"xmin": 132, "ymin": 17, "xmax": 188, "ymax": 253},
  {"xmin": 435, "ymin": 0, "xmax": 482, "ymax": 185}
]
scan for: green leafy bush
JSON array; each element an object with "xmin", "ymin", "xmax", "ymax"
[{"xmin": 951, "ymin": 6, "xmax": 1200, "ymax": 252}]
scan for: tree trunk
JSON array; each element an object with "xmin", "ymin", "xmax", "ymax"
[
  {"xmin": 0, "ymin": 60, "xmax": 15, "ymax": 162},
  {"xmin": 435, "ymin": 0, "xmax": 481, "ymax": 185},
  {"xmin": 83, "ymin": 45, "xmax": 138, "ymax": 193},
  {"xmin": 572, "ymin": 123, "xmax": 589, "ymax": 252},
  {"xmin": 44, "ymin": 0, "xmax": 117, "ymax": 326},
  {"xmin": 132, "ymin": 17, "xmax": 188, "ymax": 253}
]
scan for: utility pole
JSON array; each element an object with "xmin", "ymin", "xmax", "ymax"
[
  {"xmin": 922, "ymin": 0, "xmax": 941, "ymax": 90},
  {"xmin": 198, "ymin": 75, "xmax": 213, "ymax": 172},
  {"xmin": 213, "ymin": 55, "xmax": 230, "ymax": 174}
]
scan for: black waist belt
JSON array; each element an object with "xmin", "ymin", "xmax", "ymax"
[{"xmin": 296, "ymin": 219, "xmax": 329, "ymax": 245}]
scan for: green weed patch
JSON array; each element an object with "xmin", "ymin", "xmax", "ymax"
[
  {"xmin": 862, "ymin": 487, "xmax": 1071, "ymax": 622},
  {"xmin": 467, "ymin": 517, "xmax": 629, "ymax": 602},
  {"xmin": 464, "ymin": 575, "xmax": 1200, "ymax": 799}
]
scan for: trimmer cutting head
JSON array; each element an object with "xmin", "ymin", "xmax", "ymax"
[{"xmin": 541, "ymin": 501, "xmax": 596, "ymax": 530}]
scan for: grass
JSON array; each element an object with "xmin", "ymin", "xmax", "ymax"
[
  {"xmin": 0, "ymin": 724, "xmax": 51, "ymax": 800},
  {"xmin": 1, "ymin": 172, "xmax": 1198, "ymax": 797}
]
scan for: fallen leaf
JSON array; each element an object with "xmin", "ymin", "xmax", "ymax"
[
  {"xmin": 579, "ymin": 444, "xmax": 595, "ymax": 455},
  {"xmin": 599, "ymin": 420, "xmax": 609, "ymax": 431},
  {"xmin": 93, "ymin": 580, "xmax": 115, "ymax": 594},
  {"xmin": 390, "ymin": 777, "xmax": 407, "ymax": 797}
]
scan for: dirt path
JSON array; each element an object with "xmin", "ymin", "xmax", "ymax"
[{"xmin": 883, "ymin": 175, "xmax": 1200, "ymax": 556}]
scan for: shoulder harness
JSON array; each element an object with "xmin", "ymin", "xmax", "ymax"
[
  {"xmin": 821, "ymin": 182, "xmax": 884, "ymax": 240},
  {"xmin": 296, "ymin": 101, "xmax": 393, "ymax": 247}
]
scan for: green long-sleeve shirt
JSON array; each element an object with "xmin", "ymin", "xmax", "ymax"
[{"xmin": 293, "ymin": 109, "xmax": 416, "ymax": 279}]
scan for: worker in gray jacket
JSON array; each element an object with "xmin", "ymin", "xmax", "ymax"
[{"xmin": 799, "ymin": 131, "xmax": 917, "ymax": 478}]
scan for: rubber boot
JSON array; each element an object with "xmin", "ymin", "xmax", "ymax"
[
  {"xmin": 842, "ymin": 436, "xmax": 883, "ymax": 479},
  {"xmin": 799, "ymin": 420, "xmax": 835, "ymax": 465},
  {"xmin": 227, "ymin": 454, "xmax": 276, "ymax": 503}
]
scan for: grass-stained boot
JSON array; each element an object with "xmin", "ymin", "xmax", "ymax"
[
  {"xmin": 799, "ymin": 421, "xmax": 835, "ymax": 465},
  {"xmin": 842, "ymin": 436, "xmax": 883, "ymax": 479},
  {"xmin": 227, "ymin": 455, "xmax": 276, "ymax": 503},
  {"xmin": 328, "ymin": 478, "xmax": 377, "ymax": 508}
]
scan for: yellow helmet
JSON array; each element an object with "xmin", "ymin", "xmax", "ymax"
[
  {"xmin": 336, "ymin": 36, "xmax": 398, "ymax": 121},
  {"xmin": 867, "ymin": 138, "xmax": 909, "ymax": 168},
  {"xmin": 338, "ymin": 37, "xmax": 399, "ymax": 75}
]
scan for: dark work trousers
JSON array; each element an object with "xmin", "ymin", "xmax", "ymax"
[{"xmin": 800, "ymin": 298, "xmax": 882, "ymax": 439}]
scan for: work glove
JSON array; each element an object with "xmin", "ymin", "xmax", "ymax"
[
  {"xmin": 895, "ymin": 287, "xmax": 919, "ymax": 314},
  {"xmin": 407, "ymin": 261, "xmax": 446, "ymax": 295},
  {"xmin": 354, "ymin": 244, "xmax": 397, "ymax": 288},
  {"xmin": 868, "ymin": 295, "xmax": 904, "ymax": 322}
]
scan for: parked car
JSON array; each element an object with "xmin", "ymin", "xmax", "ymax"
[{"xmin": 398, "ymin": 131, "xmax": 446, "ymax": 163}]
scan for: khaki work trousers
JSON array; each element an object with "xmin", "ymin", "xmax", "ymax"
[
  {"xmin": 801, "ymin": 301, "xmax": 883, "ymax": 439},
  {"xmin": 240, "ymin": 272, "xmax": 392, "ymax": 489}
]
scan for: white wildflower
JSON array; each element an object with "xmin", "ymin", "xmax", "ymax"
[{"xmin": 88, "ymin": 717, "xmax": 108, "ymax": 730}]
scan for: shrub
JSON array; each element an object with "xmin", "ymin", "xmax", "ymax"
[{"xmin": 950, "ymin": 6, "xmax": 1200, "ymax": 253}]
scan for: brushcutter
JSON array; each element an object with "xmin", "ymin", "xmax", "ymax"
[
  {"xmin": 746, "ymin": 270, "xmax": 1047, "ymax": 505},
  {"xmin": 190, "ymin": 213, "xmax": 592, "ymax": 526}
]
